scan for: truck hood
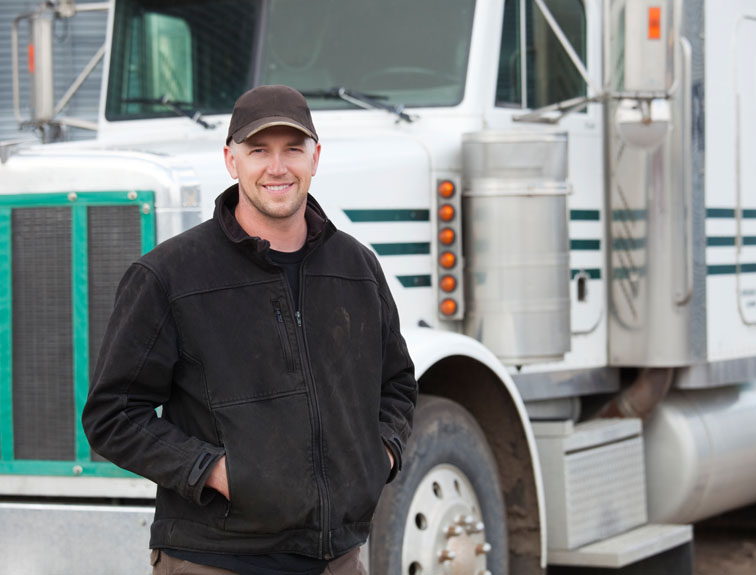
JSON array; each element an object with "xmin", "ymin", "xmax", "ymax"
[{"xmin": 1, "ymin": 128, "xmax": 432, "ymax": 225}]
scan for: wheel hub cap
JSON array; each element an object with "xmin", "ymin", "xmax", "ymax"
[{"xmin": 401, "ymin": 464, "xmax": 491, "ymax": 575}]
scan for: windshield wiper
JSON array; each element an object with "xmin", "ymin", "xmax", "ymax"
[
  {"xmin": 123, "ymin": 97, "xmax": 216, "ymax": 129},
  {"xmin": 302, "ymin": 87, "xmax": 416, "ymax": 123}
]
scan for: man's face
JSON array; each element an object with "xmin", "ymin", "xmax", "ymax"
[{"xmin": 224, "ymin": 125, "xmax": 321, "ymax": 223}]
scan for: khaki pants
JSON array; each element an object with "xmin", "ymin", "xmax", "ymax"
[{"xmin": 150, "ymin": 547, "xmax": 367, "ymax": 575}]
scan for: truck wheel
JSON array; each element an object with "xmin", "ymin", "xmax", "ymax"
[{"xmin": 371, "ymin": 395, "xmax": 508, "ymax": 574}]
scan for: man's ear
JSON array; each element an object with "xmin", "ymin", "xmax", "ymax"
[
  {"xmin": 311, "ymin": 142, "xmax": 322, "ymax": 177},
  {"xmin": 224, "ymin": 145, "xmax": 238, "ymax": 179}
]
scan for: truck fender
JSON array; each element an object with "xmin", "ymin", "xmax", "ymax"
[{"xmin": 402, "ymin": 327, "xmax": 547, "ymax": 570}]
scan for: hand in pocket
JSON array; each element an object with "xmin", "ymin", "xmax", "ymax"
[{"xmin": 206, "ymin": 455, "xmax": 230, "ymax": 500}]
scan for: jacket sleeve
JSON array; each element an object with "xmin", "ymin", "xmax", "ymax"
[
  {"xmin": 82, "ymin": 263, "xmax": 224, "ymax": 505},
  {"xmin": 374, "ymin": 256, "xmax": 418, "ymax": 483}
]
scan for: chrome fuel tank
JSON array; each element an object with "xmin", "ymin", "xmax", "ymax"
[
  {"xmin": 644, "ymin": 383, "xmax": 756, "ymax": 523},
  {"xmin": 461, "ymin": 132, "xmax": 571, "ymax": 363}
]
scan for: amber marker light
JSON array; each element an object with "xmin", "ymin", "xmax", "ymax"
[
  {"xmin": 439, "ymin": 251, "xmax": 456, "ymax": 269},
  {"xmin": 439, "ymin": 204, "xmax": 455, "ymax": 222},
  {"xmin": 648, "ymin": 6, "xmax": 661, "ymax": 39},
  {"xmin": 438, "ymin": 180, "xmax": 455, "ymax": 198},
  {"xmin": 439, "ymin": 228, "xmax": 455, "ymax": 245},
  {"xmin": 440, "ymin": 275, "xmax": 457, "ymax": 292},
  {"xmin": 440, "ymin": 298, "xmax": 458, "ymax": 316}
]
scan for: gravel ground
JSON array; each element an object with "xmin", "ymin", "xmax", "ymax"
[
  {"xmin": 694, "ymin": 529, "xmax": 756, "ymax": 574},
  {"xmin": 694, "ymin": 507, "xmax": 756, "ymax": 575}
]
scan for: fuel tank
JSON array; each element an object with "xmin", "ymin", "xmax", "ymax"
[
  {"xmin": 461, "ymin": 132, "xmax": 571, "ymax": 364},
  {"xmin": 644, "ymin": 383, "xmax": 756, "ymax": 523}
]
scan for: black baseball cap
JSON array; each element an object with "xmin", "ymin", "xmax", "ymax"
[{"xmin": 226, "ymin": 85, "xmax": 318, "ymax": 145}]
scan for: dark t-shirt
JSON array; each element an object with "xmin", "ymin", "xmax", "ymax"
[
  {"xmin": 269, "ymin": 244, "xmax": 308, "ymax": 305},
  {"xmin": 163, "ymin": 244, "xmax": 327, "ymax": 575},
  {"xmin": 163, "ymin": 549, "xmax": 328, "ymax": 575}
]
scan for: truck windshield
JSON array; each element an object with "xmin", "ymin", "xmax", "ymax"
[{"xmin": 105, "ymin": 0, "xmax": 476, "ymax": 122}]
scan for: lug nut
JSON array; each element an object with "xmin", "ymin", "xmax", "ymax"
[
  {"xmin": 458, "ymin": 514, "xmax": 475, "ymax": 526},
  {"xmin": 439, "ymin": 549, "xmax": 456, "ymax": 562},
  {"xmin": 445, "ymin": 525, "xmax": 464, "ymax": 538},
  {"xmin": 476, "ymin": 542, "xmax": 492, "ymax": 555},
  {"xmin": 470, "ymin": 521, "xmax": 485, "ymax": 533}
]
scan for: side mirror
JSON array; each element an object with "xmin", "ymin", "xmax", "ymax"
[{"xmin": 607, "ymin": 0, "xmax": 676, "ymax": 95}]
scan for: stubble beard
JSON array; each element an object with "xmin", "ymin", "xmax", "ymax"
[{"xmin": 238, "ymin": 183, "xmax": 308, "ymax": 225}]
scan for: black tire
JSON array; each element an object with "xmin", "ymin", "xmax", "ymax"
[{"xmin": 370, "ymin": 395, "xmax": 508, "ymax": 574}]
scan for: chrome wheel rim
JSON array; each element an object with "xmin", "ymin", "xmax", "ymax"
[{"xmin": 401, "ymin": 464, "xmax": 492, "ymax": 575}]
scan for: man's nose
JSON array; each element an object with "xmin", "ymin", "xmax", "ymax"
[{"xmin": 267, "ymin": 153, "xmax": 287, "ymax": 176}]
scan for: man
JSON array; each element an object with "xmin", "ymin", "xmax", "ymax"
[{"xmin": 82, "ymin": 85, "xmax": 417, "ymax": 575}]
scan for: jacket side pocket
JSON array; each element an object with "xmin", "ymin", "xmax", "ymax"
[{"xmin": 215, "ymin": 391, "xmax": 319, "ymax": 534}]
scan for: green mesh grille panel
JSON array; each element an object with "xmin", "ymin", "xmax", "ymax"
[
  {"xmin": 0, "ymin": 191, "xmax": 154, "ymax": 477},
  {"xmin": 87, "ymin": 205, "xmax": 142, "ymax": 461},
  {"xmin": 12, "ymin": 208, "xmax": 75, "ymax": 461}
]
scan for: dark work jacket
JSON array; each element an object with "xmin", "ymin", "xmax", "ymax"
[{"xmin": 82, "ymin": 185, "xmax": 417, "ymax": 560}]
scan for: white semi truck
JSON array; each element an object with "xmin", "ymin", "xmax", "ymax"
[{"xmin": 2, "ymin": 0, "xmax": 756, "ymax": 573}]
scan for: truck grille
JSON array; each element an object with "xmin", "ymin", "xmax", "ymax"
[
  {"xmin": 87, "ymin": 206, "xmax": 142, "ymax": 461},
  {"xmin": 0, "ymin": 192, "xmax": 154, "ymax": 474},
  {"xmin": 12, "ymin": 208, "xmax": 75, "ymax": 461}
]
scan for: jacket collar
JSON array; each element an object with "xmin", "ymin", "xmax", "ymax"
[{"xmin": 214, "ymin": 184, "xmax": 335, "ymax": 253}]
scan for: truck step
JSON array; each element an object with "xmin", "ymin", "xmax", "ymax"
[{"xmin": 547, "ymin": 523, "xmax": 692, "ymax": 568}]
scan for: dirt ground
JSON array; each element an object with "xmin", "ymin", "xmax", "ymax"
[{"xmin": 694, "ymin": 507, "xmax": 756, "ymax": 575}]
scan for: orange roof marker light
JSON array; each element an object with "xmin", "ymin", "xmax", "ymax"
[
  {"xmin": 439, "ymin": 228, "xmax": 455, "ymax": 245},
  {"xmin": 440, "ymin": 275, "xmax": 457, "ymax": 292},
  {"xmin": 440, "ymin": 298, "xmax": 458, "ymax": 316},
  {"xmin": 439, "ymin": 204, "xmax": 455, "ymax": 222},
  {"xmin": 439, "ymin": 251, "xmax": 456, "ymax": 269},
  {"xmin": 648, "ymin": 6, "xmax": 661, "ymax": 40},
  {"xmin": 438, "ymin": 180, "xmax": 455, "ymax": 199}
]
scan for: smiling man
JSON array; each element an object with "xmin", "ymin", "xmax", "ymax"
[{"xmin": 82, "ymin": 85, "xmax": 417, "ymax": 575}]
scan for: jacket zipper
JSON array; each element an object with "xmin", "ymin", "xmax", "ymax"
[
  {"xmin": 281, "ymin": 261, "xmax": 333, "ymax": 559},
  {"xmin": 271, "ymin": 301, "xmax": 295, "ymax": 372}
]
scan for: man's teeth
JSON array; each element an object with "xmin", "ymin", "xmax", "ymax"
[{"xmin": 265, "ymin": 184, "xmax": 290, "ymax": 191}]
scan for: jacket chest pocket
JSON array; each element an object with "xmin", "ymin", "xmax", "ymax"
[{"xmin": 271, "ymin": 300, "xmax": 297, "ymax": 373}]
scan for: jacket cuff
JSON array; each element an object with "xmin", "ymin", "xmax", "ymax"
[
  {"xmin": 186, "ymin": 447, "xmax": 225, "ymax": 505},
  {"xmin": 381, "ymin": 435, "xmax": 403, "ymax": 484}
]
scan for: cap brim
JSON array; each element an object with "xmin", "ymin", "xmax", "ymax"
[{"xmin": 229, "ymin": 117, "xmax": 317, "ymax": 144}]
